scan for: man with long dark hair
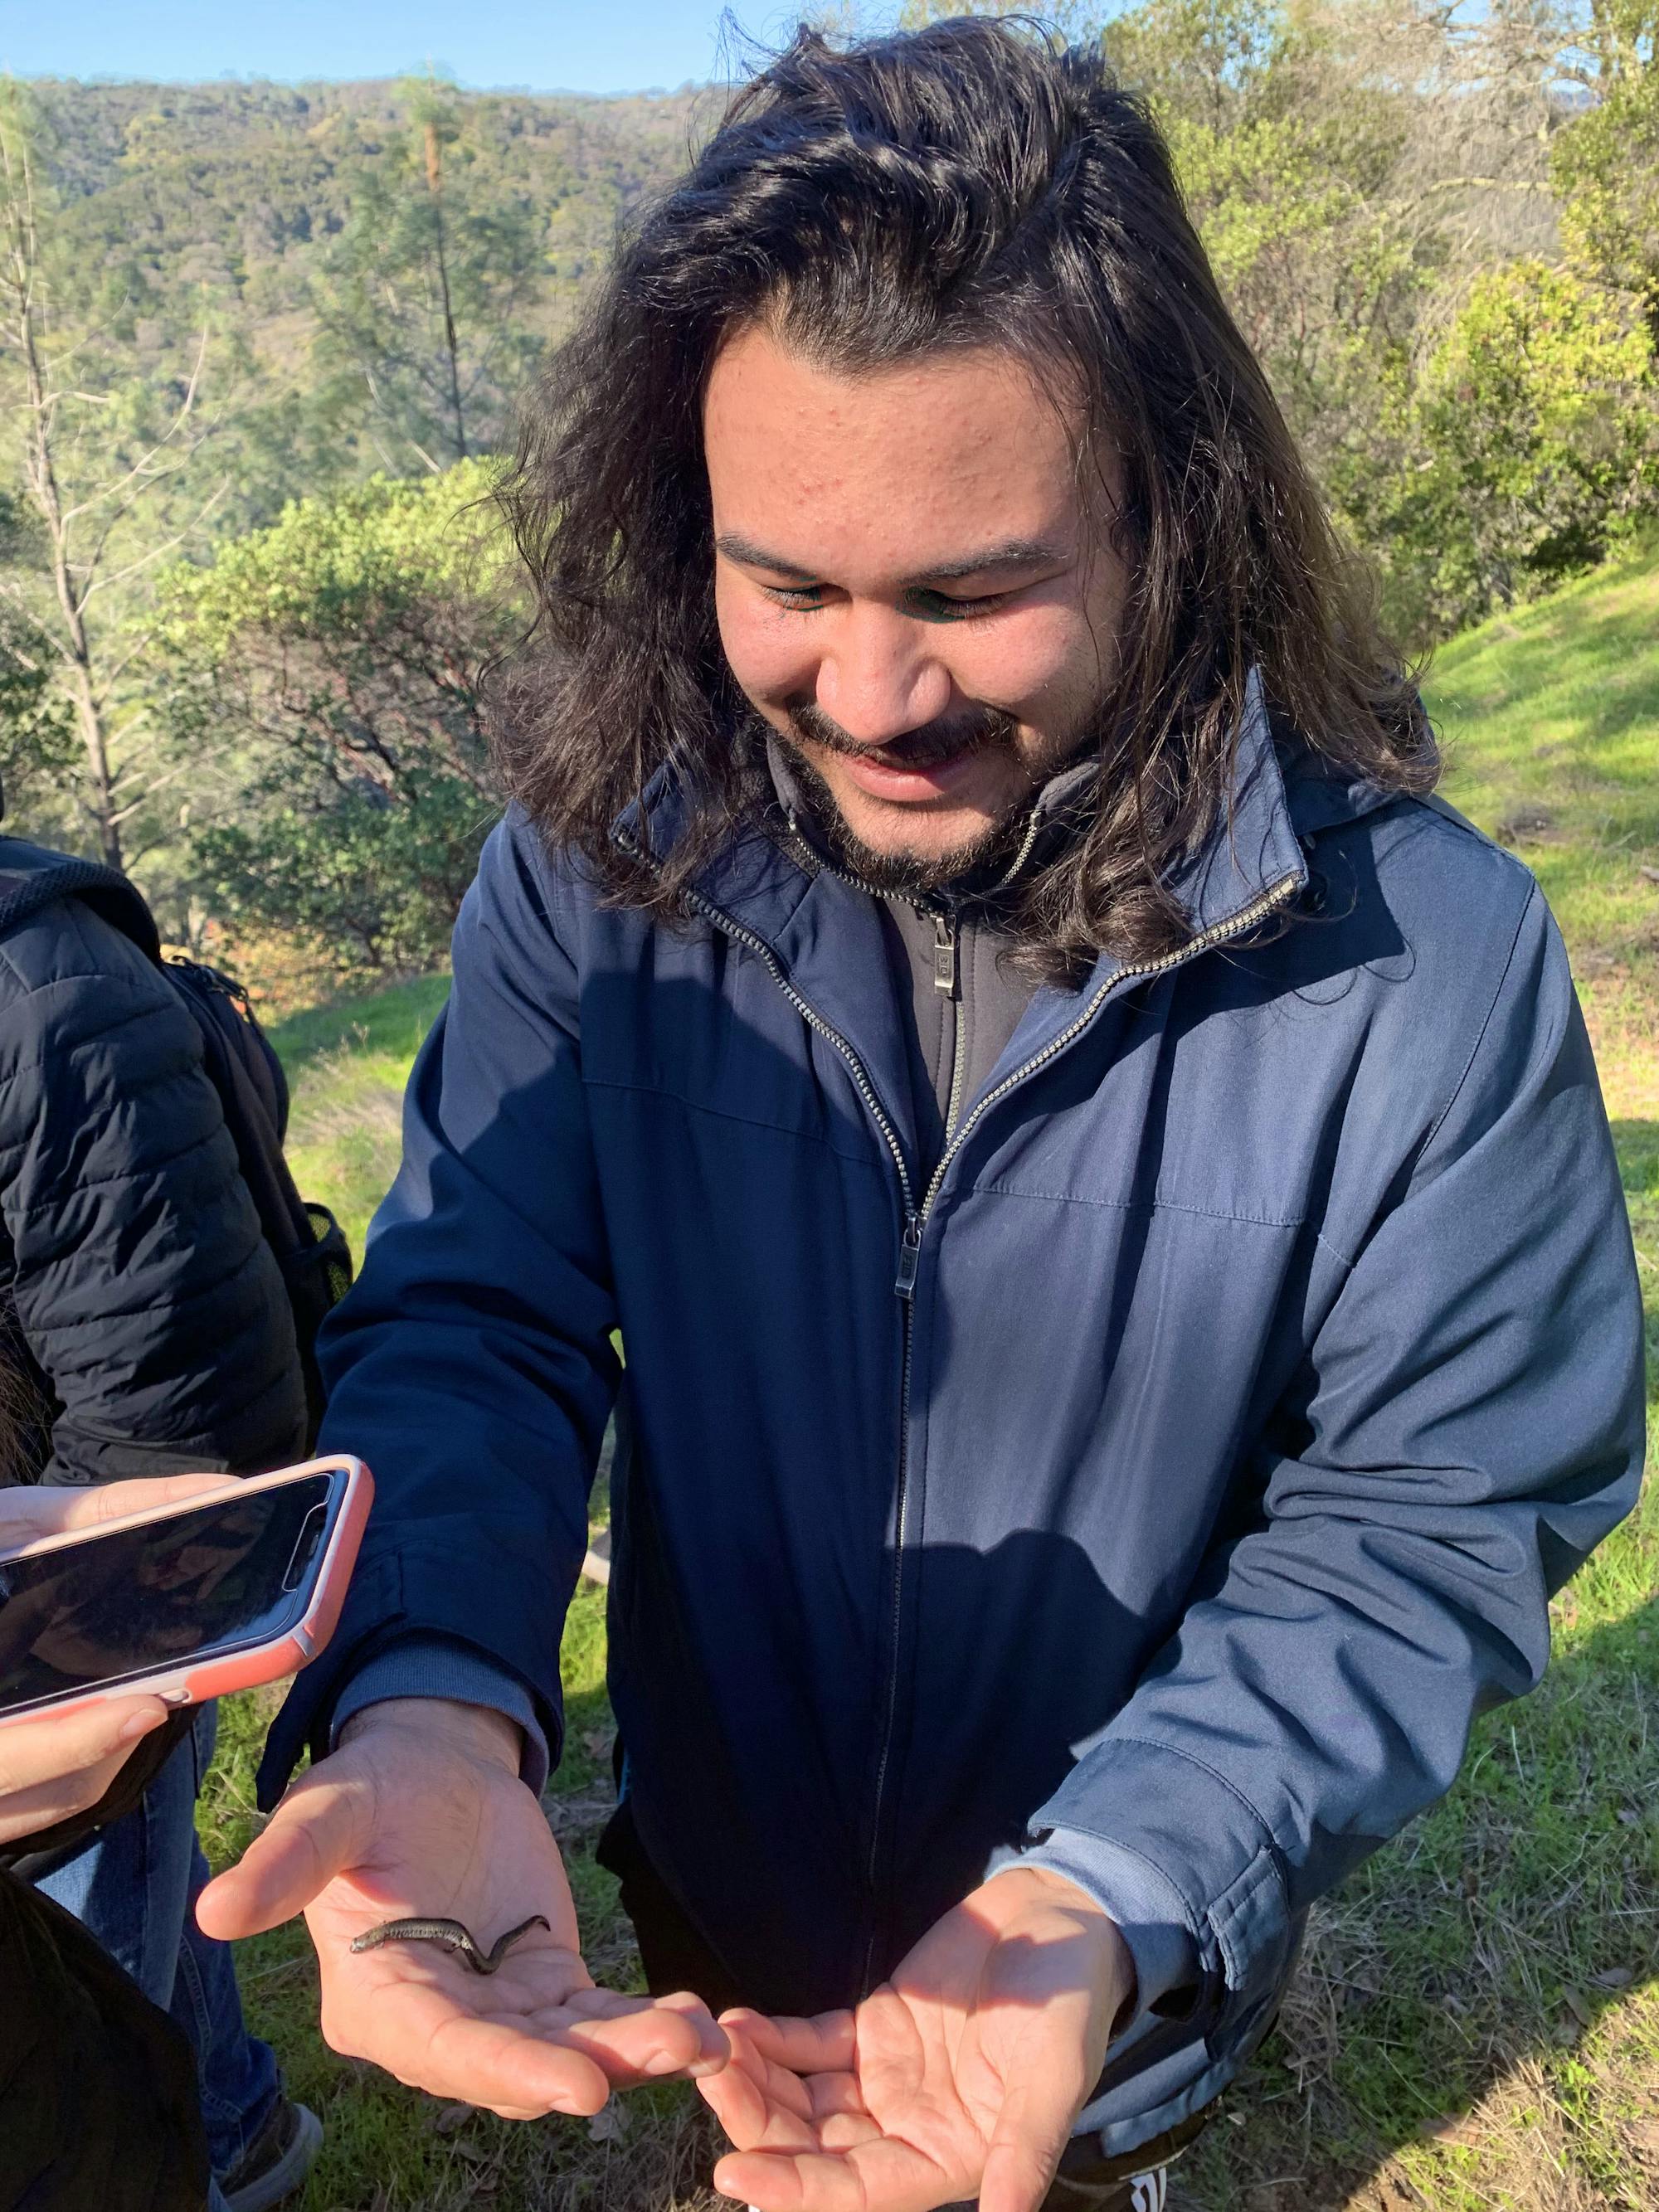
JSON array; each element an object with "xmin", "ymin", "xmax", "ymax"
[{"xmin": 203, "ymin": 23, "xmax": 1643, "ymax": 2212}]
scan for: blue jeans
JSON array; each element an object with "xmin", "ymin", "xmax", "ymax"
[{"xmin": 35, "ymin": 1707, "xmax": 280, "ymax": 2205}]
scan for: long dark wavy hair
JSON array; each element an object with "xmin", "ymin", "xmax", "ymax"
[{"xmin": 493, "ymin": 17, "xmax": 1437, "ymax": 981}]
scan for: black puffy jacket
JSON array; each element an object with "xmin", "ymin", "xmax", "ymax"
[
  {"xmin": 0, "ymin": 848, "xmax": 307, "ymax": 1489},
  {"xmin": 0, "ymin": 844, "xmax": 309, "ymax": 1866}
]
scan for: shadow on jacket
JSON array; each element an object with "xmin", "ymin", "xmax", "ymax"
[{"xmin": 266, "ymin": 723, "xmax": 1644, "ymax": 2160}]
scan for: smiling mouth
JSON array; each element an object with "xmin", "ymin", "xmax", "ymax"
[
  {"xmin": 832, "ymin": 744, "xmax": 993, "ymax": 804},
  {"xmin": 787, "ymin": 703, "xmax": 1018, "ymax": 803}
]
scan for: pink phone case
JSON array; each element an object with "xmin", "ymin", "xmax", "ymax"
[{"xmin": 0, "ymin": 1455, "xmax": 374, "ymax": 1727}]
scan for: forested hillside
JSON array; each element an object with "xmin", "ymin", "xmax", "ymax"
[
  {"xmin": 25, "ymin": 74, "xmax": 703, "ymax": 515},
  {"xmin": 2, "ymin": 2, "xmax": 1656, "ymax": 994}
]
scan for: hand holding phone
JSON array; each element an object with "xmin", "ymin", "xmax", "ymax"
[
  {"xmin": 0, "ymin": 1472, "xmax": 226, "ymax": 1845},
  {"xmin": 0, "ymin": 1457, "xmax": 373, "ymax": 1735}
]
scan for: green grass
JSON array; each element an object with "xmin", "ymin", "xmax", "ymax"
[
  {"xmin": 267, "ymin": 976, "xmax": 452, "ymax": 1254},
  {"xmin": 1428, "ymin": 542, "xmax": 1659, "ymax": 1113},
  {"xmin": 200, "ymin": 557, "xmax": 1659, "ymax": 2210}
]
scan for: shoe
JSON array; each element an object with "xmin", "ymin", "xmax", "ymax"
[{"xmin": 219, "ymin": 2095, "xmax": 324, "ymax": 2212}]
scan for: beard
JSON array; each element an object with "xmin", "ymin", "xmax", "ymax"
[{"xmin": 769, "ymin": 699, "xmax": 1038, "ymax": 897}]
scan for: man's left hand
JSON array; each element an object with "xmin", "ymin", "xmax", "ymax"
[{"xmin": 697, "ymin": 1865, "xmax": 1131, "ymax": 2212}]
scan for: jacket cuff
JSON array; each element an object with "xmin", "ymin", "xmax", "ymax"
[
  {"xmin": 329, "ymin": 1635, "xmax": 552, "ymax": 1796},
  {"xmin": 987, "ymin": 1829, "xmax": 1205, "ymax": 2030},
  {"xmin": 255, "ymin": 1539, "xmax": 568, "ymax": 1811},
  {"xmin": 1030, "ymin": 1734, "xmax": 1293, "ymax": 2033}
]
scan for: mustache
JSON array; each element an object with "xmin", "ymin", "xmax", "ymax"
[{"xmin": 786, "ymin": 701, "xmax": 1021, "ymax": 771}]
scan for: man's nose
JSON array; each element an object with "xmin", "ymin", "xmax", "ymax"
[{"xmin": 814, "ymin": 605, "xmax": 953, "ymax": 744}]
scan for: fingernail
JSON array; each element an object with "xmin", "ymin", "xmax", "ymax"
[{"xmin": 119, "ymin": 1706, "xmax": 165, "ymax": 1742}]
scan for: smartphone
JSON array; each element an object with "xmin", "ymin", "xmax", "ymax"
[{"xmin": 0, "ymin": 1456, "xmax": 373, "ymax": 1727}]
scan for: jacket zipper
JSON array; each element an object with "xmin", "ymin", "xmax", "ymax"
[
  {"xmin": 895, "ymin": 868, "xmax": 1305, "ymax": 1296},
  {"xmin": 672, "ymin": 882, "xmax": 924, "ymax": 1981},
  {"xmin": 933, "ymin": 911, "xmax": 967, "ymax": 1147},
  {"xmin": 668, "ymin": 855, "xmax": 1301, "ymax": 1991}
]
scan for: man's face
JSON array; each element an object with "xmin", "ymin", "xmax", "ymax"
[{"xmin": 703, "ymin": 326, "xmax": 1125, "ymax": 886}]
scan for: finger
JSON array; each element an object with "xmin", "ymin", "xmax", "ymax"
[
  {"xmin": 333, "ymin": 1981, "xmax": 615, "ymax": 2117},
  {"xmin": 558, "ymin": 1983, "xmax": 730, "ymax": 2077},
  {"xmin": 654, "ymin": 1985, "xmax": 733, "ymax": 2074},
  {"xmin": 713, "ymin": 2144, "xmax": 895, "ymax": 2212},
  {"xmin": 195, "ymin": 1767, "xmax": 370, "ymax": 1938},
  {"xmin": 721, "ymin": 2006, "xmax": 859, "ymax": 2077},
  {"xmin": 698, "ymin": 2020, "xmax": 820, "ymax": 2151},
  {"xmin": 0, "ymin": 1695, "xmax": 168, "ymax": 1797},
  {"xmin": 805, "ymin": 2073, "xmax": 873, "ymax": 2125},
  {"xmin": 531, "ymin": 1995, "xmax": 725, "ymax": 2084},
  {"xmin": 697, "ymin": 2049, "xmax": 774, "ymax": 2149},
  {"xmin": 724, "ymin": 2015, "xmax": 821, "ymax": 2120},
  {"xmin": 976, "ymin": 2064, "xmax": 1086, "ymax": 2212},
  {"xmin": 0, "ymin": 1471, "xmax": 232, "ymax": 1544},
  {"xmin": 816, "ymin": 2108, "xmax": 885, "ymax": 2155},
  {"xmin": 700, "ymin": 2061, "xmax": 819, "ymax": 2152},
  {"xmin": 718, "ymin": 2135, "xmax": 962, "ymax": 2212}
]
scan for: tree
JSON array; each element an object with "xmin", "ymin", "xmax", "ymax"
[
  {"xmin": 152, "ymin": 461, "xmax": 518, "ymax": 983},
  {"xmin": 1550, "ymin": 1, "xmax": 1659, "ymax": 345},
  {"xmin": 1349, "ymin": 260, "xmax": 1658, "ymax": 637},
  {"xmin": 0, "ymin": 79, "xmax": 229, "ymax": 870},
  {"xmin": 310, "ymin": 77, "xmax": 550, "ymax": 475}
]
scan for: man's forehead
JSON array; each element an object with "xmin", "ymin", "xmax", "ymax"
[
  {"xmin": 703, "ymin": 328, "xmax": 1087, "ymax": 574},
  {"xmin": 713, "ymin": 529, "xmax": 1074, "ymax": 584}
]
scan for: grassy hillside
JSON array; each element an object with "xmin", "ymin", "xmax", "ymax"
[
  {"xmin": 1431, "ymin": 543, "xmax": 1659, "ymax": 1121},
  {"xmin": 271, "ymin": 975, "xmax": 451, "ymax": 1252},
  {"xmin": 200, "ymin": 557, "xmax": 1658, "ymax": 2212}
]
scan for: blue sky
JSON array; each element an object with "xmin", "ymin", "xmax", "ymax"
[{"xmin": 0, "ymin": 0, "xmax": 860, "ymax": 97}]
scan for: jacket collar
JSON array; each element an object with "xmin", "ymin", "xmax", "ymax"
[
  {"xmin": 613, "ymin": 672, "xmax": 1392, "ymax": 961},
  {"xmin": 1161, "ymin": 669, "xmax": 1307, "ymax": 940},
  {"xmin": 761, "ymin": 736, "xmax": 1098, "ymax": 912},
  {"xmin": 606, "ymin": 688, "xmax": 1398, "ymax": 1174}
]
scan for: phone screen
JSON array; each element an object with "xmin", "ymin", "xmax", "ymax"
[{"xmin": 0, "ymin": 1475, "xmax": 337, "ymax": 1714}]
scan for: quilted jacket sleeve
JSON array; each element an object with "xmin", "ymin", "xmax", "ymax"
[{"xmin": 0, "ymin": 897, "xmax": 307, "ymax": 1485}]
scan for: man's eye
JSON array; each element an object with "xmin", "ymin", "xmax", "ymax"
[
  {"xmin": 905, "ymin": 588, "xmax": 1006, "ymax": 624},
  {"xmin": 761, "ymin": 583, "xmax": 828, "ymax": 610}
]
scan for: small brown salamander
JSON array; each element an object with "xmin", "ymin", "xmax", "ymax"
[{"xmin": 348, "ymin": 1913, "xmax": 551, "ymax": 1975}]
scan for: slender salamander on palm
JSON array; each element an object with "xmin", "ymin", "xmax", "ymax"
[{"xmin": 348, "ymin": 1913, "xmax": 551, "ymax": 1975}]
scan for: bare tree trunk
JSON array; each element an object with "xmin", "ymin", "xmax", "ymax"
[
  {"xmin": 424, "ymin": 120, "xmax": 468, "ymax": 462},
  {"xmin": 68, "ymin": 661, "xmax": 120, "ymax": 869},
  {"xmin": 3, "ymin": 93, "xmax": 219, "ymax": 873},
  {"xmin": 7, "ymin": 158, "xmax": 123, "ymax": 868}
]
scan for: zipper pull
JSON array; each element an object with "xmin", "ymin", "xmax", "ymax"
[
  {"xmin": 894, "ymin": 1216, "xmax": 922, "ymax": 1300},
  {"xmin": 932, "ymin": 912, "xmax": 959, "ymax": 998}
]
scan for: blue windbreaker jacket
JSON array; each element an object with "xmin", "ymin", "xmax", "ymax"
[{"xmin": 265, "ymin": 706, "xmax": 1645, "ymax": 2147}]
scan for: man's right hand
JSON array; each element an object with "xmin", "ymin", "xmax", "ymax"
[{"xmin": 196, "ymin": 1696, "xmax": 727, "ymax": 2117}]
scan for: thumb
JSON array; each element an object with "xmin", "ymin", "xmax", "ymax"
[
  {"xmin": 977, "ymin": 2062, "xmax": 1087, "ymax": 2212},
  {"xmin": 196, "ymin": 1760, "xmax": 371, "ymax": 1940},
  {"xmin": 0, "ymin": 1693, "xmax": 168, "ymax": 1796}
]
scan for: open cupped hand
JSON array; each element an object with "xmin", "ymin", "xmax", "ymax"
[
  {"xmin": 195, "ymin": 1696, "xmax": 727, "ymax": 2118},
  {"xmin": 698, "ymin": 1865, "xmax": 1131, "ymax": 2212}
]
